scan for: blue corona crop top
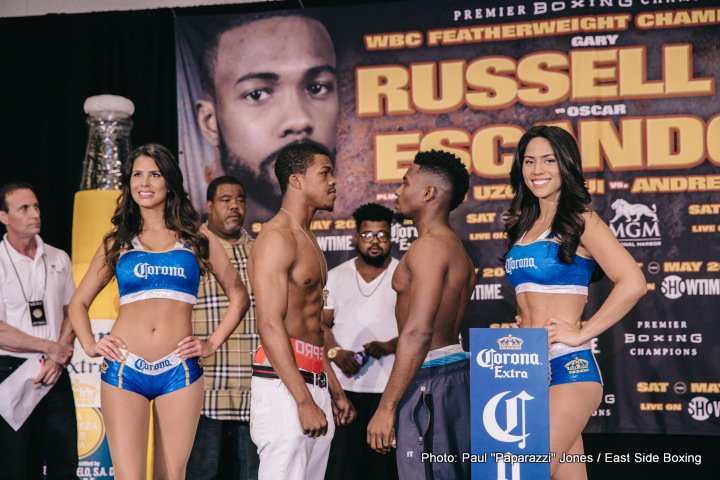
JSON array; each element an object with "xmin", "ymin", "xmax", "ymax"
[
  {"xmin": 505, "ymin": 230, "xmax": 596, "ymax": 295},
  {"xmin": 116, "ymin": 237, "xmax": 201, "ymax": 305}
]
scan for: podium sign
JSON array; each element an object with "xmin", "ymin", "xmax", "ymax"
[{"xmin": 470, "ymin": 328, "xmax": 550, "ymax": 479}]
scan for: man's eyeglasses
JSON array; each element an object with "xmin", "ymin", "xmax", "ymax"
[{"xmin": 359, "ymin": 231, "xmax": 390, "ymax": 243}]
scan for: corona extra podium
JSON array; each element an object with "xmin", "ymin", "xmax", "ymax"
[{"xmin": 471, "ymin": 328, "xmax": 551, "ymax": 479}]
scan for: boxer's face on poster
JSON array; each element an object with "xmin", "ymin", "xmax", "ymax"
[{"xmin": 200, "ymin": 16, "xmax": 339, "ymax": 192}]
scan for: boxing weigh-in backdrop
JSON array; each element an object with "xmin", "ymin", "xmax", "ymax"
[{"xmin": 176, "ymin": 0, "xmax": 720, "ymax": 435}]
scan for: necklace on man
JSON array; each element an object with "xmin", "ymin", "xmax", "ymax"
[
  {"xmin": 355, "ymin": 260, "xmax": 389, "ymax": 298},
  {"xmin": 280, "ymin": 208, "xmax": 329, "ymax": 306}
]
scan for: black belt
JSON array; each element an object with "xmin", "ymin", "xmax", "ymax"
[{"xmin": 252, "ymin": 364, "xmax": 327, "ymax": 388}]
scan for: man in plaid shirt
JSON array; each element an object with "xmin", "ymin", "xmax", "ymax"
[{"xmin": 187, "ymin": 176, "xmax": 260, "ymax": 479}]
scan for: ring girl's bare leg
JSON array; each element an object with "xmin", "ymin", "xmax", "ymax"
[
  {"xmin": 151, "ymin": 378, "xmax": 204, "ymax": 480},
  {"xmin": 101, "ymin": 383, "xmax": 151, "ymax": 480},
  {"xmin": 549, "ymin": 382, "xmax": 602, "ymax": 480}
]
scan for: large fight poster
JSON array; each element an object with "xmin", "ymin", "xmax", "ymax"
[{"xmin": 175, "ymin": 0, "xmax": 720, "ymax": 435}]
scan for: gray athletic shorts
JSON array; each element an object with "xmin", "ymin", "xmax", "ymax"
[{"xmin": 396, "ymin": 359, "xmax": 470, "ymax": 480}]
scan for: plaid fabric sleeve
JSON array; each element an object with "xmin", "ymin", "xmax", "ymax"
[{"xmin": 192, "ymin": 231, "xmax": 258, "ymax": 421}]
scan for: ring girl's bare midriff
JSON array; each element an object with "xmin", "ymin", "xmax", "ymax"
[
  {"xmin": 516, "ymin": 291, "xmax": 587, "ymax": 330},
  {"xmin": 112, "ymin": 299, "xmax": 193, "ymax": 361}
]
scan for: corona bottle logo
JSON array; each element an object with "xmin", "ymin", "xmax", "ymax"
[
  {"xmin": 133, "ymin": 262, "xmax": 186, "ymax": 279},
  {"xmin": 134, "ymin": 358, "xmax": 172, "ymax": 371},
  {"xmin": 71, "ymin": 380, "xmax": 99, "ymax": 407},
  {"xmin": 482, "ymin": 390, "xmax": 534, "ymax": 449},
  {"xmin": 564, "ymin": 358, "xmax": 590, "ymax": 374},
  {"xmin": 76, "ymin": 407, "xmax": 106, "ymax": 459},
  {"xmin": 505, "ymin": 257, "xmax": 537, "ymax": 274},
  {"xmin": 497, "ymin": 334, "xmax": 523, "ymax": 350}
]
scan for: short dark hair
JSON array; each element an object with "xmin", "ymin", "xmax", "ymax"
[
  {"xmin": 414, "ymin": 150, "xmax": 469, "ymax": 211},
  {"xmin": 274, "ymin": 143, "xmax": 332, "ymax": 194},
  {"xmin": 0, "ymin": 181, "xmax": 36, "ymax": 212},
  {"xmin": 198, "ymin": 12, "xmax": 326, "ymax": 98},
  {"xmin": 206, "ymin": 175, "xmax": 244, "ymax": 201},
  {"xmin": 352, "ymin": 203, "xmax": 394, "ymax": 232}
]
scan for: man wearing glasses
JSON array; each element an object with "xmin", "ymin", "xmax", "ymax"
[{"xmin": 322, "ymin": 203, "xmax": 399, "ymax": 480}]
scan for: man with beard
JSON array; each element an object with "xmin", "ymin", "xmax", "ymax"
[
  {"xmin": 248, "ymin": 143, "xmax": 355, "ymax": 480},
  {"xmin": 187, "ymin": 176, "xmax": 260, "ymax": 479},
  {"xmin": 193, "ymin": 12, "xmax": 339, "ymax": 226},
  {"xmin": 323, "ymin": 203, "xmax": 399, "ymax": 480},
  {"xmin": 367, "ymin": 150, "xmax": 475, "ymax": 480}
]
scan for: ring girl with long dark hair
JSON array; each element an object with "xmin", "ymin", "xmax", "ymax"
[
  {"xmin": 70, "ymin": 144, "xmax": 248, "ymax": 479},
  {"xmin": 503, "ymin": 126, "xmax": 646, "ymax": 480}
]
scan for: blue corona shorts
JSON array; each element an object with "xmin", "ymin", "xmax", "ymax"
[
  {"xmin": 549, "ymin": 343, "xmax": 603, "ymax": 386},
  {"xmin": 101, "ymin": 349, "xmax": 203, "ymax": 400}
]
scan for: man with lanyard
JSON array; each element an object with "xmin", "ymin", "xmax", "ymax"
[
  {"xmin": 0, "ymin": 181, "xmax": 77, "ymax": 479},
  {"xmin": 324, "ymin": 202, "xmax": 399, "ymax": 480},
  {"xmin": 187, "ymin": 176, "xmax": 260, "ymax": 479}
]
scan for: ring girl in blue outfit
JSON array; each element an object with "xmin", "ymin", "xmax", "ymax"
[
  {"xmin": 503, "ymin": 126, "xmax": 646, "ymax": 480},
  {"xmin": 70, "ymin": 144, "xmax": 249, "ymax": 479}
]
